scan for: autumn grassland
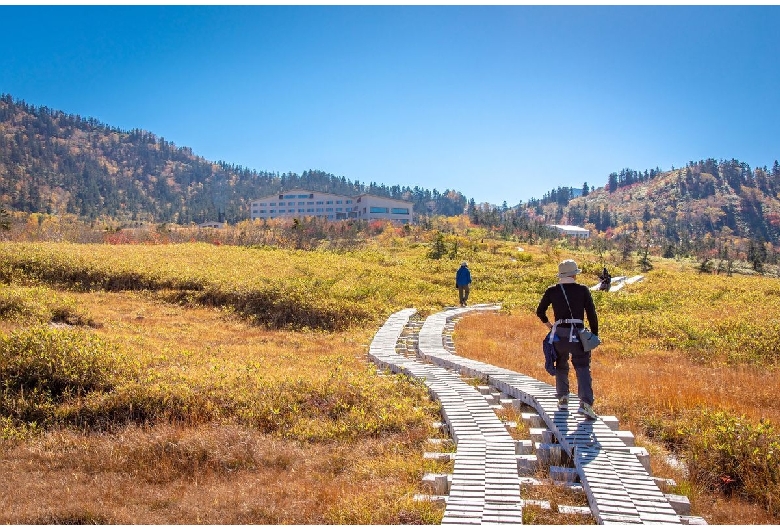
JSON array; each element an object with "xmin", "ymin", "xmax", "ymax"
[{"xmin": 0, "ymin": 235, "xmax": 778, "ymax": 524}]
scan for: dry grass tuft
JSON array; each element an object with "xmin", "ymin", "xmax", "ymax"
[{"xmin": 0, "ymin": 423, "xmax": 442, "ymax": 524}]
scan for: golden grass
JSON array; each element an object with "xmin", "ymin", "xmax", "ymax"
[
  {"xmin": 493, "ymin": 403, "xmax": 530, "ymax": 440},
  {"xmin": 454, "ymin": 311, "xmax": 780, "ymax": 524},
  {"xmin": 520, "ymin": 482, "xmax": 594, "ymax": 525},
  {"xmin": 0, "ymin": 241, "xmax": 521, "ymax": 330},
  {"xmin": 0, "ymin": 290, "xmax": 445, "ymax": 524},
  {"xmin": 0, "ymin": 424, "xmax": 442, "ymax": 524},
  {"xmin": 3, "ymin": 239, "xmax": 780, "ymax": 524}
]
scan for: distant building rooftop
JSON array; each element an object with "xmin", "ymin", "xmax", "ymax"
[
  {"xmin": 549, "ymin": 224, "xmax": 590, "ymax": 238},
  {"xmin": 198, "ymin": 221, "xmax": 225, "ymax": 229}
]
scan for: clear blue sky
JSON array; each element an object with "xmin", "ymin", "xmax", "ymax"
[{"xmin": 2, "ymin": 5, "xmax": 779, "ymax": 206}]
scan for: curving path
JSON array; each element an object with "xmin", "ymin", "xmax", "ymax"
[
  {"xmin": 369, "ymin": 305, "xmax": 700, "ymax": 525},
  {"xmin": 369, "ymin": 307, "xmax": 523, "ymax": 524}
]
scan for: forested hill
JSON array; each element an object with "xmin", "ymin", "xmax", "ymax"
[
  {"xmin": 528, "ymin": 159, "xmax": 780, "ymax": 247},
  {"xmin": 0, "ymin": 94, "xmax": 467, "ymax": 224},
  {"xmin": 4, "ymin": 92, "xmax": 778, "ymax": 246}
]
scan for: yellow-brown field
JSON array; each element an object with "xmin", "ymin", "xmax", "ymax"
[
  {"xmin": 0, "ymin": 237, "xmax": 778, "ymax": 524},
  {"xmin": 0, "ymin": 290, "xmax": 449, "ymax": 524}
]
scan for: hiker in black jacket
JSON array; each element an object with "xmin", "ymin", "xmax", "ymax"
[
  {"xmin": 598, "ymin": 266, "xmax": 611, "ymax": 291},
  {"xmin": 536, "ymin": 259, "xmax": 599, "ymax": 419}
]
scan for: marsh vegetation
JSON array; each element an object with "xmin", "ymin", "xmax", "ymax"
[{"xmin": 0, "ymin": 228, "xmax": 778, "ymax": 524}]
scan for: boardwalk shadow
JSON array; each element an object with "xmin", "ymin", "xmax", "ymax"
[{"xmin": 551, "ymin": 410, "xmax": 600, "ymax": 454}]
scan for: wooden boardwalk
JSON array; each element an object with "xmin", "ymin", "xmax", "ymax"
[
  {"xmin": 369, "ymin": 305, "xmax": 698, "ymax": 525},
  {"xmin": 369, "ymin": 308, "xmax": 523, "ymax": 524}
]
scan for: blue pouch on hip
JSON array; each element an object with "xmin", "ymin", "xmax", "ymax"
[{"xmin": 542, "ymin": 331, "xmax": 559, "ymax": 376}]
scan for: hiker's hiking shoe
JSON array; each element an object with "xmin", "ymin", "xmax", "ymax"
[
  {"xmin": 577, "ymin": 402, "xmax": 597, "ymax": 420},
  {"xmin": 557, "ymin": 397, "xmax": 568, "ymax": 410}
]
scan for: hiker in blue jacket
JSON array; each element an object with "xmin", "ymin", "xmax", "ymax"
[{"xmin": 455, "ymin": 261, "xmax": 472, "ymax": 307}]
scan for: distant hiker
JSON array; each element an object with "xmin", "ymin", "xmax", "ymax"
[
  {"xmin": 598, "ymin": 267, "xmax": 611, "ymax": 291},
  {"xmin": 455, "ymin": 261, "xmax": 472, "ymax": 307},
  {"xmin": 536, "ymin": 259, "xmax": 600, "ymax": 420}
]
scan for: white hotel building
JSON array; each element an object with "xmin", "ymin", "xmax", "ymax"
[
  {"xmin": 250, "ymin": 189, "xmax": 414, "ymax": 224},
  {"xmin": 548, "ymin": 224, "xmax": 590, "ymax": 238}
]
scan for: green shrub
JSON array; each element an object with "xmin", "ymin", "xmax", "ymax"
[
  {"xmin": 0, "ymin": 327, "xmax": 136, "ymax": 425},
  {"xmin": 0, "ymin": 414, "xmax": 42, "ymax": 440},
  {"xmin": 0, "ymin": 326, "xmax": 131, "ymax": 396},
  {"xmin": 677, "ymin": 411, "xmax": 780, "ymax": 515},
  {"xmin": 0, "ymin": 285, "xmax": 95, "ymax": 326},
  {"xmin": 232, "ymin": 367, "xmax": 438, "ymax": 442},
  {"xmin": 61, "ymin": 377, "xmax": 220, "ymax": 429}
]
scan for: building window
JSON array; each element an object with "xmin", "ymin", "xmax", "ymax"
[
  {"xmin": 307, "ymin": 201, "xmax": 314, "ymax": 205},
  {"xmin": 298, "ymin": 194, "xmax": 310, "ymax": 199},
  {"xmin": 346, "ymin": 200, "xmax": 353, "ymax": 204},
  {"xmin": 326, "ymin": 200, "xmax": 333, "ymax": 204},
  {"xmin": 259, "ymin": 210, "xmax": 267, "ymax": 214},
  {"xmin": 326, "ymin": 207, "xmax": 333, "ymax": 212},
  {"xmin": 284, "ymin": 194, "xmax": 296, "ymax": 199},
  {"xmin": 270, "ymin": 202, "xmax": 276, "ymax": 206},
  {"xmin": 391, "ymin": 208, "xmax": 409, "ymax": 215},
  {"xmin": 307, "ymin": 208, "xmax": 314, "ymax": 213},
  {"xmin": 336, "ymin": 208, "xmax": 342, "ymax": 212},
  {"xmin": 298, "ymin": 209, "xmax": 305, "ymax": 213},
  {"xmin": 370, "ymin": 207, "xmax": 389, "ymax": 214},
  {"xmin": 316, "ymin": 201, "xmax": 324, "ymax": 205},
  {"xmin": 336, "ymin": 200, "xmax": 342, "ymax": 204}
]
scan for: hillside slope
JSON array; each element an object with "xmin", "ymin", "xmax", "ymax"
[
  {"xmin": 0, "ymin": 94, "xmax": 466, "ymax": 224},
  {"xmin": 537, "ymin": 160, "xmax": 780, "ymax": 243}
]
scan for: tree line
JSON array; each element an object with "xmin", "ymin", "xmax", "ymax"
[{"xmin": 0, "ymin": 94, "xmax": 467, "ymax": 224}]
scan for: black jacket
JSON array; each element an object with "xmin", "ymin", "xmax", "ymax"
[{"xmin": 536, "ymin": 282, "xmax": 598, "ymax": 336}]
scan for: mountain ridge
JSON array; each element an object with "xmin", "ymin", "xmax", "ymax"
[
  {"xmin": 525, "ymin": 159, "xmax": 780, "ymax": 247},
  {"xmin": 0, "ymin": 94, "xmax": 467, "ymax": 224},
  {"xmin": 2, "ymin": 92, "xmax": 779, "ymax": 250}
]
